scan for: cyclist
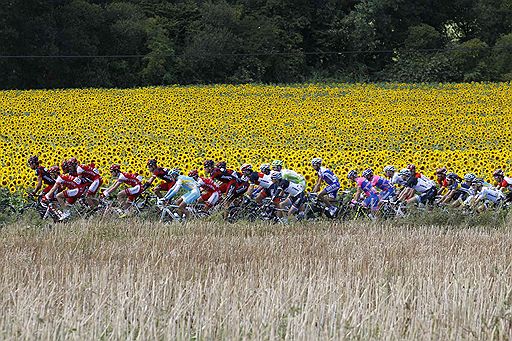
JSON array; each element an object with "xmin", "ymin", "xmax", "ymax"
[
  {"xmin": 437, "ymin": 172, "xmax": 460, "ymax": 205},
  {"xmin": 347, "ymin": 170, "xmax": 379, "ymax": 212},
  {"xmin": 188, "ymin": 169, "xmax": 220, "ymax": 211},
  {"xmin": 241, "ymin": 164, "xmax": 273, "ymax": 204},
  {"xmin": 67, "ymin": 157, "xmax": 79, "ymax": 176},
  {"xmin": 492, "ymin": 169, "xmax": 512, "ymax": 202},
  {"xmin": 363, "ymin": 168, "xmax": 395, "ymax": 202},
  {"xmin": 398, "ymin": 168, "xmax": 437, "ymax": 206},
  {"xmin": 103, "ymin": 164, "xmax": 143, "ymax": 210},
  {"xmin": 44, "ymin": 161, "xmax": 87, "ymax": 219},
  {"xmin": 27, "ymin": 155, "xmax": 56, "ymax": 199},
  {"xmin": 144, "ymin": 159, "xmax": 176, "ymax": 198},
  {"xmin": 471, "ymin": 178, "xmax": 505, "ymax": 212},
  {"xmin": 159, "ymin": 169, "xmax": 201, "ymax": 219},
  {"xmin": 435, "ymin": 167, "xmax": 449, "ymax": 195},
  {"xmin": 209, "ymin": 161, "xmax": 248, "ymax": 217},
  {"xmin": 271, "ymin": 160, "xmax": 306, "ymax": 190},
  {"xmin": 384, "ymin": 165, "xmax": 406, "ymax": 187},
  {"xmin": 407, "ymin": 164, "xmax": 429, "ymax": 181},
  {"xmin": 311, "ymin": 158, "xmax": 339, "ymax": 216},
  {"xmin": 73, "ymin": 160, "xmax": 102, "ymax": 208},
  {"xmin": 452, "ymin": 173, "xmax": 477, "ymax": 208},
  {"xmin": 270, "ymin": 171, "xmax": 306, "ymax": 223}
]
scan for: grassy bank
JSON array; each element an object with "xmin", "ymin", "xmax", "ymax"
[{"xmin": 1, "ymin": 220, "xmax": 511, "ymax": 340}]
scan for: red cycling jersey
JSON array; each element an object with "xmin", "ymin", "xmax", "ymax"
[
  {"xmin": 118, "ymin": 172, "xmax": 142, "ymax": 187},
  {"xmin": 55, "ymin": 174, "xmax": 84, "ymax": 189},
  {"xmin": 197, "ymin": 177, "xmax": 220, "ymax": 193},
  {"xmin": 77, "ymin": 163, "xmax": 101, "ymax": 181}
]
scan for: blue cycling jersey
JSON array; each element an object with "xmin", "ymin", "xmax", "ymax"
[{"xmin": 318, "ymin": 167, "xmax": 339, "ymax": 186}]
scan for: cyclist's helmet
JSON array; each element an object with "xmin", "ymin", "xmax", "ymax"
[
  {"xmin": 48, "ymin": 165, "xmax": 60, "ymax": 174},
  {"xmin": 240, "ymin": 164, "xmax": 252, "ymax": 173},
  {"xmin": 147, "ymin": 159, "xmax": 157, "ymax": 168},
  {"xmin": 271, "ymin": 171, "xmax": 282, "ymax": 181},
  {"xmin": 203, "ymin": 160, "xmax": 214, "ymax": 168},
  {"xmin": 28, "ymin": 155, "xmax": 39, "ymax": 166},
  {"xmin": 383, "ymin": 165, "xmax": 395, "ymax": 173},
  {"xmin": 260, "ymin": 163, "xmax": 271, "ymax": 173},
  {"xmin": 216, "ymin": 161, "xmax": 226, "ymax": 171},
  {"xmin": 271, "ymin": 160, "xmax": 283, "ymax": 170},
  {"xmin": 68, "ymin": 157, "xmax": 78, "ymax": 166},
  {"xmin": 407, "ymin": 164, "xmax": 416, "ymax": 172},
  {"xmin": 61, "ymin": 161, "xmax": 70, "ymax": 172},
  {"xmin": 362, "ymin": 168, "xmax": 373, "ymax": 178},
  {"xmin": 399, "ymin": 168, "xmax": 412, "ymax": 178},
  {"xmin": 436, "ymin": 167, "xmax": 447, "ymax": 175},
  {"xmin": 446, "ymin": 172, "xmax": 458, "ymax": 180},
  {"xmin": 109, "ymin": 164, "xmax": 121, "ymax": 172},
  {"xmin": 347, "ymin": 170, "xmax": 358, "ymax": 179},
  {"xmin": 493, "ymin": 169, "xmax": 504, "ymax": 177},
  {"xmin": 188, "ymin": 169, "xmax": 199, "ymax": 178},
  {"xmin": 464, "ymin": 173, "xmax": 476, "ymax": 182},
  {"xmin": 169, "ymin": 168, "xmax": 180, "ymax": 178},
  {"xmin": 311, "ymin": 158, "xmax": 322, "ymax": 167},
  {"xmin": 473, "ymin": 178, "xmax": 484, "ymax": 186}
]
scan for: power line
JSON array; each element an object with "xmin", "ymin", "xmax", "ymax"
[{"xmin": 0, "ymin": 45, "xmax": 510, "ymax": 59}]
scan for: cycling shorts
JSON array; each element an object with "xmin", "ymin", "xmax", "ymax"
[
  {"xmin": 124, "ymin": 185, "xmax": 142, "ymax": 202},
  {"xmin": 63, "ymin": 187, "xmax": 86, "ymax": 204},
  {"xmin": 416, "ymin": 187, "xmax": 437, "ymax": 204},
  {"xmin": 201, "ymin": 191, "xmax": 220, "ymax": 207},
  {"xmin": 324, "ymin": 183, "xmax": 340, "ymax": 199},
  {"xmin": 289, "ymin": 191, "xmax": 306, "ymax": 210},
  {"xmin": 379, "ymin": 187, "xmax": 395, "ymax": 201},
  {"xmin": 181, "ymin": 187, "xmax": 201, "ymax": 204},
  {"xmin": 363, "ymin": 194, "xmax": 379, "ymax": 210}
]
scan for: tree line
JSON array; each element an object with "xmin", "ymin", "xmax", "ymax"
[{"xmin": 1, "ymin": 0, "xmax": 512, "ymax": 89}]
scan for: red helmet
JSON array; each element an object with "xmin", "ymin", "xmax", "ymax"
[
  {"xmin": 188, "ymin": 169, "xmax": 199, "ymax": 178},
  {"xmin": 110, "ymin": 164, "xmax": 121, "ymax": 172},
  {"xmin": 147, "ymin": 159, "xmax": 157, "ymax": 168},
  {"xmin": 493, "ymin": 169, "xmax": 504, "ymax": 177},
  {"xmin": 203, "ymin": 160, "xmax": 214, "ymax": 168},
  {"xmin": 48, "ymin": 165, "xmax": 60, "ymax": 174}
]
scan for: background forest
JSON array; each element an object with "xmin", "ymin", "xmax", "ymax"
[{"xmin": 1, "ymin": 0, "xmax": 512, "ymax": 89}]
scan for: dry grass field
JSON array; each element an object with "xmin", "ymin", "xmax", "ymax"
[{"xmin": 1, "ymin": 220, "xmax": 512, "ymax": 340}]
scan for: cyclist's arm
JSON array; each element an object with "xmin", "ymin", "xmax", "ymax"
[
  {"xmin": 146, "ymin": 175, "xmax": 157, "ymax": 186},
  {"xmin": 353, "ymin": 187, "xmax": 362, "ymax": 201},
  {"xmin": 312, "ymin": 175, "xmax": 322, "ymax": 193},
  {"xmin": 104, "ymin": 181, "xmax": 121, "ymax": 197},
  {"xmin": 163, "ymin": 179, "xmax": 182, "ymax": 200},
  {"xmin": 33, "ymin": 174, "xmax": 43, "ymax": 195},
  {"xmin": 44, "ymin": 182, "xmax": 60, "ymax": 200}
]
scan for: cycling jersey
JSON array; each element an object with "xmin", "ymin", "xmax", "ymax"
[
  {"xmin": 77, "ymin": 164, "xmax": 101, "ymax": 181},
  {"xmin": 274, "ymin": 179, "xmax": 304, "ymax": 197},
  {"xmin": 152, "ymin": 167, "xmax": 175, "ymax": 183},
  {"xmin": 118, "ymin": 172, "xmax": 142, "ymax": 187},
  {"xmin": 390, "ymin": 173, "xmax": 406, "ymax": 186},
  {"xmin": 282, "ymin": 169, "xmax": 306, "ymax": 188},
  {"xmin": 498, "ymin": 177, "xmax": 512, "ymax": 191},
  {"xmin": 164, "ymin": 175, "xmax": 200, "ymax": 204},
  {"xmin": 210, "ymin": 168, "xmax": 240, "ymax": 183},
  {"xmin": 197, "ymin": 177, "xmax": 220, "ymax": 193},
  {"xmin": 247, "ymin": 171, "xmax": 273, "ymax": 189},
  {"xmin": 406, "ymin": 176, "xmax": 436, "ymax": 193},
  {"xmin": 355, "ymin": 177, "xmax": 377, "ymax": 197},
  {"xmin": 36, "ymin": 166, "xmax": 55, "ymax": 186},
  {"xmin": 55, "ymin": 174, "xmax": 83, "ymax": 189},
  {"xmin": 370, "ymin": 175, "xmax": 395, "ymax": 200},
  {"xmin": 477, "ymin": 188, "xmax": 505, "ymax": 203},
  {"xmin": 317, "ymin": 167, "xmax": 339, "ymax": 186}
]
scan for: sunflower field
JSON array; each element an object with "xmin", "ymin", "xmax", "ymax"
[{"xmin": 1, "ymin": 83, "xmax": 511, "ymax": 192}]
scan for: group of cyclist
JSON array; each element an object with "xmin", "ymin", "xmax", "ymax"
[{"xmin": 27, "ymin": 155, "xmax": 512, "ymax": 221}]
